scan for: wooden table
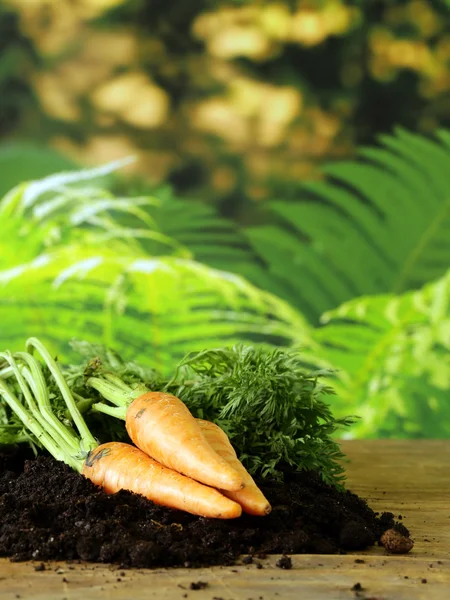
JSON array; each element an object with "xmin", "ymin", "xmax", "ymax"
[{"xmin": 0, "ymin": 440, "xmax": 449, "ymax": 600}]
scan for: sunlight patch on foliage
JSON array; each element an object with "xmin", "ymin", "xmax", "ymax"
[{"xmin": 301, "ymin": 270, "xmax": 450, "ymax": 439}]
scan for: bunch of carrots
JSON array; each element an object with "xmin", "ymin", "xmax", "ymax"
[{"xmin": 0, "ymin": 338, "xmax": 271, "ymax": 519}]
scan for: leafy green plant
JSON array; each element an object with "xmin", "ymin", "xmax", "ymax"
[
  {"xmin": 0, "ymin": 156, "xmax": 154, "ymax": 270},
  {"xmin": 121, "ymin": 185, "xmax": 290, "ymax": 304},
  {"xmin": 157, "ymin": 129, "xmax": 450, "ymax": 322},
  {"xmin": 144, "ymin": 187, "xmax": 255, "ymax": 272},
  {"xmin": 0, "ymin": 162, "xmax": 310, "ymax": 373},
  {"xmin": 300, "ymin": 269, "xmax": 450, "ymax": 438},
  {"xmin": 164, "ymin": 345, "xmax": 354, "ymax": 484},
  {"xmin": 243, "ymin": 129, "xmax": 450, "ymax": 320}
]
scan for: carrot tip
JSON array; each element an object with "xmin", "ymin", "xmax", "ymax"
[{"xmin": 264, "ymin": 505, "xmax": 272, "ymax": 515}]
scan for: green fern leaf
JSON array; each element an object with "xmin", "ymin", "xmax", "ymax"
[
  {"xmin": 244, "ymin": 129, "xmax": 450, "ymax": 321},
  {"xmin": 146, "ymin": 187, "xmax": 257, "ymax": 270},
  {"xmin": 0, "ymin": 166, "xmax": 310, "ymax": 371},
  {"xmin": 0, "ymin": 249, "xmax": 309, "ymax": 374},
  {"xmin": 0, "ymin": 161, "xmax": 178, "ymax": 272},
  {"xmin": 301, "ymin": 270, "xmax": 450, "ymax": 438}
]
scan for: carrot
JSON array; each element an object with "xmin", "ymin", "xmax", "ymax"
[
  {"xmin": 125, "ymin": 392, "xmax": 244, "ymax": 492},
  {"xmin": 82, "ymin": 442, "xmax": 242, "ymax": 519},
  {"xmin": 197, "ymin": 419, "xmax": 272, "ymax": 516},
  {"xmin": 0, "ymin": 339, "xmax": 242, "ymax": 520}
]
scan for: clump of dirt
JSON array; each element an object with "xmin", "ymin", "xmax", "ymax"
[
  {"xmin": 380, "ymin": 528, "xmax": 414, "ymax": 554},
  {"xmin": 0, "ymin": 450, "xmax": 409, "ymax": 568},
  {"xmin": 190, "ymin": 581, "xmax": 208, "ymax": 590},
  {"xmin": 276, "ymin": 555, "xmax": 292, "ymax": 569}
]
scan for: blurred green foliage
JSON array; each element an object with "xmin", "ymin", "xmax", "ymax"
[
  {"xmin": 302, "ymin": 269, "xmax": 450, "ymax": 438},
  {"xmin": 0, "ymin": 144, "xmax": 76, "ymax": 197},
  {"xmin": 0, "ymin": 161, "xmax": 307, "ymax": 373}
]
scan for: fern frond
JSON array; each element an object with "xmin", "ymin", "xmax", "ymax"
[
  {"xmin": 0, "ymin": 246, "xmax": 310, "ymax": 374},
  {"xmin": 244, "ymin": 128, "xmax": 450, "ymax": 321},
  {"xmin": 145, "ymin": 187, "xmax": 257, "ymax": 270},
  {"xmin": 301, "ymin": 269, "xmax": 450, "ymax": 438},
  {"xmin": 0, "ymin": 161, "xmax": 182, "ymax": 272},
  {"xmin": 0, "ymin": 163, "xmax": 312, "ymax": 373}
]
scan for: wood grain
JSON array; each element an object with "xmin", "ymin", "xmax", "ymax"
[
  {"xmin": 341, "ymin": 440, "xmax": 450, "ymax": 559},
  {"xmin": 0, "ymin": 440, "xmax": 449, "ymax": 600}
]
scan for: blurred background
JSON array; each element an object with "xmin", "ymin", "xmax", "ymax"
[{"xmin": 1, "ymin": 0, "xmax": 450, "ymax": 439}]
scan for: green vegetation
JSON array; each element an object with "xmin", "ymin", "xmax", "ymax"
[
  {"xmin": 0, "ymin": 159, "xmax": 308, "ymax": 373},
  {"xmin": 0, "ymin": 128, "xmax": 449, "ymax": 439},
  {"xmin": 163, "ymin": 345, "xmax": 353, "ymax": 484},
  {"xmin": 240, "ymin": 129, "xmax": 450, "ymax": 321},
  {"xmin": 303, "ymin": 270, "xmax": 450, "ymax": 438}
]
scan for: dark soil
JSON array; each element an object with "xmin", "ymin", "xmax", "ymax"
[{"xmin": 0, "ymin": 447, "xmax": 409, "ymax": 568}]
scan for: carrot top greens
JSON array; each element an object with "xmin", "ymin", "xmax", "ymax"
[
  {"xmin": 63, "ymin": 341, "xmax": 356, "ymax": 487},
  {"xmin": 167, "ymin": 346, "xmax": 355, "ymax": 485}
]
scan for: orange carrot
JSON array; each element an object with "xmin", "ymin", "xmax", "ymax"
[
  {"xmin": 197, "ymin": 419, "xmax": 272, "ymax": 516},
  {"xmin": 0, "ymin": 342, "xmax": 242, "ymax": 520},
  {"xmin": 125, "ymin": 392, "xmax": 244, "ymax": 492},
  {"xmin": 82, "ymin": 441, "xmax": 242, "ymax": 519}
]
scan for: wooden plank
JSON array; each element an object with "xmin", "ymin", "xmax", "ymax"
[
  {"xmin": 0, "ymin": 555, "xmax": 449, "ymax": 600},
  {"xmin": 0, "ymin": 440, "xmax": 449, "ymax": 600},
  {"xmin": 341, "ymin": 440, "xmax": 450, "ymax": 559}
]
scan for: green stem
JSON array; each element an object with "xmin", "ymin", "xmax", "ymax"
[
  {"xmin": 0, "ymin": 378, "xmax": 82, "ymax": 471},
  {"xmin": 87, "ymin": 377, "xmax": 130, "ymax": 407},
  {"xmin": 73, "ymin": 392, "xmax": 96, "ymax": 415},
  {"xmin": 87, "ymin": 376, "xmax": 148, "ymax": 408},
  {"xmin": 14, "ymin": 352, "xmax": 80, "ymax": 452},
  {"xmin": 0, "ymin": 366, "xmax": 11, "ymax": 378},
  {"xmin": 25, "ymin": 337, "xmax": 97, "ymax": 452},
  {"xmin": 102, "ymin": 372, "xmax": 131, "ymax": 392},
  {"xmin": 91, "ymin": 402, "xmax": 127, "ymax": 420},
  {"xmin": 0, "ymin": 352, "xmax": 78, "ymax": 454}
]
